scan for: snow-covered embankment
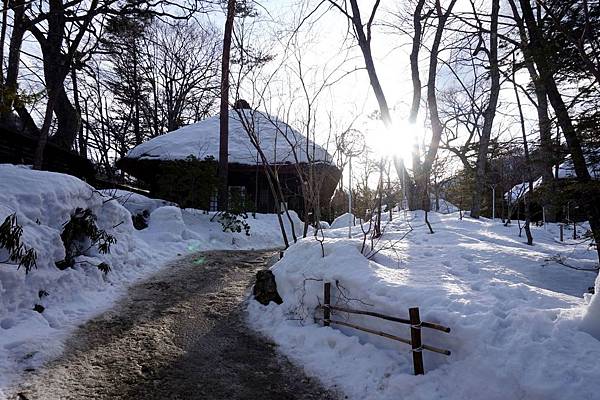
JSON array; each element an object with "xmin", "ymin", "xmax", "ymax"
[
  {"xmin": 248, "ymin": 211, "xmax": 600, "ymax": 400},
  {"xmin": 0, "ymin": 164, "xmax": 294, "ymax": 393}
]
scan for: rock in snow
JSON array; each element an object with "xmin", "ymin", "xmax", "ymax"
[{"xmin": 253, "ymin": 270, "xmax": 283, "ymax": 306}]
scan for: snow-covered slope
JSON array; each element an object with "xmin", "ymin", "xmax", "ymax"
[
  {"xmin": 249, "ymin": 211, "xmax": 600, "ymax": 400},
  {"xmin": 0, "ymin": 164, "xmax": 299, "ymax": 394},
  {"xmin": 126, "ymin": 110, "xmax": 332, "ymax": 165}
]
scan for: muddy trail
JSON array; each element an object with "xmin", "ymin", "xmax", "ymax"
[{"xmin": 8, "ymin": 250, "xmax": 339, "ymax": 400}]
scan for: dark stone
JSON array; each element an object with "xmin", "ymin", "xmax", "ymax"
[
  {"xmin": 33, "ymin": 304, "xmax": 45, "ymax": 313},
  {"xmin": 132, "ymin": 210, "xmax": 150, "ymax": 230},
  {"xmin": 253, "ymin": 270, "xmax": 283, "ymax": 305}
]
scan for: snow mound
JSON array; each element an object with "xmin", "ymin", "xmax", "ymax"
[
  {"xmin": 581, "ymin": 274, "xmax": 600, "ymax": 339},
  {"xmin": 146, "ymin": 206, "xmax": 186, "ymax": 241},
  {"xmin": 0, "ymin": 164, "xmax": 157, "ymax": 387},
  {"xmin": 126, "ymin": 110, "xmax": 333, "ymax": 165},
  {"xmin": 330, "ymin": 213, "xmax": 356, "ymax": 229},
  {"xmin": 100, "ymin": 189, "xmax": 175, "ymax": 216},
  {"xmin": 249, "ymin": 211, "xmax": 600, "ymax": 400},
  {"xmin": 0, "ymin": 164, "xmax": 303, "ymax": 392}
]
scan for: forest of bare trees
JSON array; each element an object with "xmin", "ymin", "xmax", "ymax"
[{"xmin": 0, "ymin": 0, "xmax": 598, "ymax": 258}]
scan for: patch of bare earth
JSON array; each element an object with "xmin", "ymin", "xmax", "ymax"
[{"xmin": 9, "ymin": 250, "xmax": 340, "ymax": 400}]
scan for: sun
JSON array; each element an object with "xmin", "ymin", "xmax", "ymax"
[{"xmin": 366, "ymin": 119, "xmax": 424, "ymax": 165}]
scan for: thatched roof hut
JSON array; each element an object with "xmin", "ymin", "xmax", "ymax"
[{"xmin": 118, "ymin": 108, "xmax": 341, "ymax": 216}]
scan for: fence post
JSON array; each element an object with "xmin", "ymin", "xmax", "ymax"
[
  {"xmin": 324, "ymin": 282, "xmax": 331, "ymax": 327},
  {"xmin": 573, "ymin": 222, "xmax": 577, "ymax": 240},
  {"xmin": 559, "ymin": 224, "xmax": 564, "ymax": 242},
  {"xmin": 409, "ymin": 307, "xmax": 424, "ymax": 375}
]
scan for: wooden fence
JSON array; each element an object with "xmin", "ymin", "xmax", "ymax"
[{"xmin": 316, "ymin": 282, "xmax": 451, "ymax": 375}]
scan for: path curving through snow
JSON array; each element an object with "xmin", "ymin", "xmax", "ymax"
[{"xmin": 6, "ymin": 250, "xmax": 339, "ymax": 400}]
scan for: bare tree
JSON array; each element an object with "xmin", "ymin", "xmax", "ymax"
[
  {"xmin": 218, "ymin": 0, "xmax": 237, "ymax": 211},
  {"xmin": 470, "ymin": 0, "xmax": 501, "ymax": 219}
]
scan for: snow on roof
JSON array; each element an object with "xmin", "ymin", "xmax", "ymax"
[
  {"xmin": 555, "ymin": 152, "xmax": 600, "ymax": 180},
  {"xmin": 126, "ymin": 110, "xmax": 333, "ymax": 165},
  {"xmin": 505, "ymin": 150, "xmax": 600, "ymax": 201},
  {"xmin": 505, "ymin": 177, "xmax": 543, "ymax": 202}
]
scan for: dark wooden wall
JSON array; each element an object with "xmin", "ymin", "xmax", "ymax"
[{"xmin": 0, "ymin": 128, "xmax": 95, "ymax": 181}]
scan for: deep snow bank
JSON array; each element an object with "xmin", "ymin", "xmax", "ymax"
[
  {"xmin": 581, "ymin": 273, "xmax": 600, "ymax": 338},
  {"xmin": 0, "ymin": 165, "xmax": 159, "ymax": 389},
  {"xmin": 0, "ymin": 164, "xmax": 297, "ymax": 394},
  {"xmin": 249, "ymin": 211, "xmax": 600, "ymax": 400}
]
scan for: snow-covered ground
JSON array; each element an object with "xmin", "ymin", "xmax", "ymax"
[
  {"xmin": 2, "ymin": 163, "xmax": 599, "ymax": 399},
  {"xmin": 248, "ymin": 211, "xmax": 600, "ymax": 400},
  {"xmin": 0, "ymin": 164, "xmax": 295, "ymax": 395}
]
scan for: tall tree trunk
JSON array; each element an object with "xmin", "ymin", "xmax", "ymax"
[
  {"xmin": 217, "ymin": 0, "xmax": 236, "ymax": 211},
  {"xmin": 71, "ymin": 65, "xmax": 86, "ymax": 157},
  {"xmin": 402, "ymin": 0, "xmax": 426, "ymax": 210},
  {"xmin": 39, "ymin": 2, "xmax": 80, "ymax": 151},
  {"xmin": 470, "ymin": 0, "xmax": 500, "ymax": 219},
  {"xmin": 523, "ymin": 57, "xmax": 555, "ymax": 219},
  {"xmin": 418, "ymin": 0, "xmax": 458, "ymax": 211},
  {"xmin": 133, "ymin": 43, "xmax": 142, "ymax": 145},
  {"xmin": 0, "ymin": 0, "xmax": 8, "ymax": 86},
  {"xmin": 513, "ymin": 59, "xmax": 533, "ymax": 245},
  {"xmin": 1, "ymin": 0, "xmax": 38, "ymax": 133},
  {"xmin": 346, "ymin": 0, "xmax": 391, "ymax": 126}
]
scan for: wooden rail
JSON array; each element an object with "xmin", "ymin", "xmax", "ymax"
[
  {"xmin": 317, "ymin": 282, "xmax": 451, "ymax": 375},
  {"xmin": 323, "ymin": 304, "xmax": 451, "ymax": 333}
]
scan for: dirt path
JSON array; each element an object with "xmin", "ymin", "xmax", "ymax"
[{"xmin": 9, "ymin": 250, "xmax": 339, "ymax": 400}]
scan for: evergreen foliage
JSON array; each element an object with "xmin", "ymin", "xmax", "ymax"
[
  {"xmin": 217, "ymin": 211, "xmax": 250, "ymax": 235},
  {"xmin": 155, "ymin": 155, "xmax": 218, "ymax": 209},
  {"xmin": 56, "ymin": 208, "xmax": 116, "ymax": 272},
  {"xmin": 216, "ymin": 186, "xmax": 252, "ymax": 235},
  {"xmin": 0, "ymin": 213, "xmax": 38, "ymax": 274}
]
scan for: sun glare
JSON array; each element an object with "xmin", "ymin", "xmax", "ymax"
[{"xmin": 368, "ymin": 119, "xmax": 424, "ymax": 165}]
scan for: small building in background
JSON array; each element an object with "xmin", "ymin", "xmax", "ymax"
[
  {"xmin": 118, "ymin": 106, "xmax": 341, "ymax": 217},
  {"xmin": 504, "ymin": 152, "xmax": 600, "ymax": 223}
]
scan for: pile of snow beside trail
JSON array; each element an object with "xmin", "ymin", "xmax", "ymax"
[
  {"xmin": 0, "ymin": 166, "xmax": 299, "ymax": 394},
  {"xmin": 99, "ymin": 189, "xmax": 175, "ymax": 215},
  {"xmin": 330, "ymin": 213, "xmax": 357, "ymax": 229},
  {"xmin": 581, "ymin": 274, "xmax": 600, "ymax": 338},
  {"xmin": 0, "ymin": 165, "xmax": 159, "ymax": 389},
  {"xmin": 249, "ymin": 211, "xmax": 600, "ymax": 400},
  {"xmin": 136, "ymin": 207, "xmax": 303, "ymax": 259}
]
